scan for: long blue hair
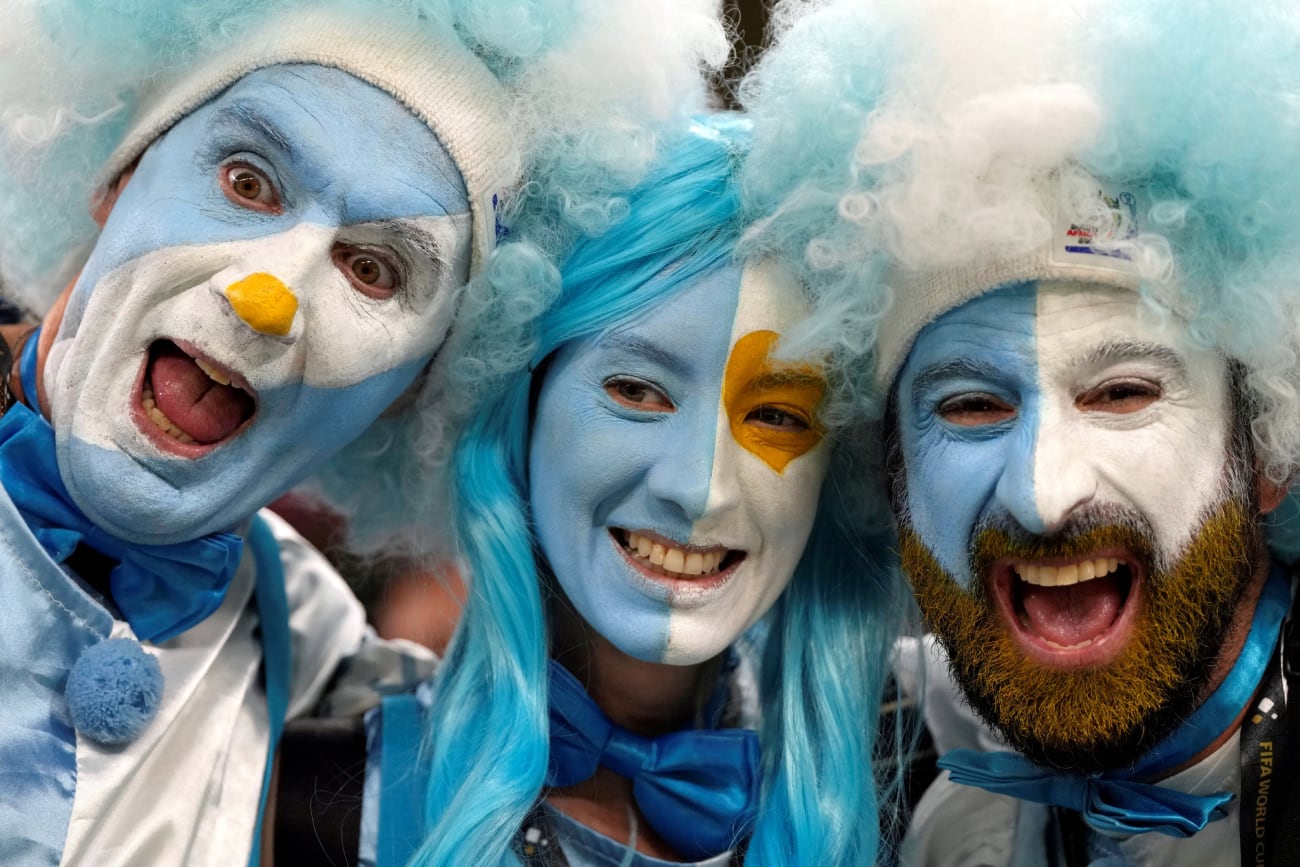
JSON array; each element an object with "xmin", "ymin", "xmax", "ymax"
[{"xmin": 411, "ymin": 113, "xmax": 906, "ymax": 866}]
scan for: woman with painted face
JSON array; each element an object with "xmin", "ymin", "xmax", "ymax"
[{"xmin": 274, "ymin": 115, "xmax": 908, "ymax": 867}]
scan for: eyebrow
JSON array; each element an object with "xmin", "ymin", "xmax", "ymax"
[
  {"xmin": 211, "ymin": 103, "xmax": 295, "ymax": 157},
  {"xmin": 593, "ymin": 333, "xmax": 692, "ymax": 376},
  {"xmin": 1073, "ymin": 340, "xmax": 1188, "ymax": 377},
  {"xmin": 910, "ymin": 357, "xmax": 1004, "ymax": 395},
  {"xmin": 369, "ymin": 218, "xmax": 447, "ymax": 264},
  {"xmin": 748, "ymin": 369, "xmax": 826, "ymax": 391}
]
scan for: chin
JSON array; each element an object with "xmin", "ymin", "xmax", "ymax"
[{"xmin": 902, "ymin": 498, "xmax": 1261, "ymax": 772}]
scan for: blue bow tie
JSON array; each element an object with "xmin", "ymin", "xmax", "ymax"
[
  {"xmin": 939, "ymin": 564, "xmax": 1292, "ymax": 840},
  {"xmin": 939, "ymin": 750, "xmax": 1232, "ymax": 838},
  {"xmin": 0, "ymin": 401, "xmax": 243, "ymax": 642},
  {"xmin": 544, "ymin": 660, "xmax": 760, "ymax": 861}
]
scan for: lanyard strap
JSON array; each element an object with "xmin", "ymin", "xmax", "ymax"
[{"xmin": 1239, "ymin": 570, "xmax": 1300, "ymax": 867}]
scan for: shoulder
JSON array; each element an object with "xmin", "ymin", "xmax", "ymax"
[{"xmin": 902, "ymin": 770, "xmax": 1023, "ymax": 867}]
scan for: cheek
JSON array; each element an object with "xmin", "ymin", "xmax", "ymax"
[
  {"xmin": 739, "ymin": 440, "xmax": 829, "ymax": 555},
  {"xmin": 899, "ymin": 410, "xmax": 1010, "ymax": 583}
]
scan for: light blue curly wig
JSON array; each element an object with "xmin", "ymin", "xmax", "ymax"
[
  {"xmin": 414, "ymin": 114, "xmax": 906, "ymax": 866},
  {"xmin": 0, "ymin": 0, "xmax": 728, "ymax": 552},
  {"xmin": 741, "ymin": 0, "xmax": 1300, "ymax": 490}
]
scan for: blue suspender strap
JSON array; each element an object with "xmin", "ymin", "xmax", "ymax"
[
  {"xmin": 247, "ymin": 513, "xmax": 293, "ymax": 867},
  {"xmin": 378, "ymin": 692, "xmax": 430, "ymax": 867},
  {"xmin": 19, "ymin": 326, "xmax": 40, "ymax": 412}
]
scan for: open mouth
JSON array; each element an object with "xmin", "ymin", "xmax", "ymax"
[
  {"xmin": 996, "ymin": 553, "xmax": 1140, "ymax": 664},
  {"xmin": 612, "ymin": 528, "xmax": 744, "ymax": 581},
  {"xmin": 138, "ymin": 340, "xmax": 256, "ymax": 452}
]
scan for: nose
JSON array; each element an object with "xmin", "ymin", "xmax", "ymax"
[
  {"xmin": 223, "ymin": 272, "xmax": 298, "ymax": 337},
  {"xmin": 1031, "ymin": 430, "xmax": 1098, "ymax": 534},
  {"xmin": 993, "ymin": 416, "xmax": 1098, "ymax": 535},
  {"xmin": 644, "ymin": 417, "xmax": 718, "ymax": 523}
]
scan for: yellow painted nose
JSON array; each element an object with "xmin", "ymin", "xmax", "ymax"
[{"xmin": 224, "ymin": 273, "xmax": 298, "ymax": 336}]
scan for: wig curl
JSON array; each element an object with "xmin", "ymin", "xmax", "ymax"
[
  {"xmin": 0, "ymin": 0, "xmax": 729, "ymax": 552},
  {"xmin": 414, "ymin": 115, "xmax": 907, "ymax": 866},
  {"xmin": 741, "ymin": 0, "xmax": 1300, "ymax": 485}
]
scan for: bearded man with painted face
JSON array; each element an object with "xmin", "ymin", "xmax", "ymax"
[
  {"xmin": 742, "ymin": 1, "xmax": 1300, "ymax": 865},
  {"xmin": 0, "ymin": 1, "xmax": 726, "ymax": 864}
]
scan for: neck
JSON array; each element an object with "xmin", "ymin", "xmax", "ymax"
[
  {"xmin": 1, "ymin": 324, "xmax": 33, "ymax": 408},
  {"xmin": 550, "ymin": 595, "xmax": 718, "ymax": 736},
  {"xmin": 545, "ymin": 590, "xmax": 722, "ymax": 859}
]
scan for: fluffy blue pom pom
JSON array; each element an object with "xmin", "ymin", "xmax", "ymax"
[{"xmin": 66, "ymin": 638, "xmax": 164, "ymax": 746}]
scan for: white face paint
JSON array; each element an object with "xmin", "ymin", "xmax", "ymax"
[
  {"xmin": 897, "ymin": 280, "xmax": 1232, "ymax": 587},
  {"xmin": 43, "ymin": 65, "xmax": 472, "ymax": 544},
  {"xmin": 530, "ymin": 262, "xmax": 831, "ymax": 665}
]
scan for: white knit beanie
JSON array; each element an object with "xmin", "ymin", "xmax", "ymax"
[
  {"xmin": 875, "ymin": 168, "xmax": 1152, "ymax": 388},
  {"xmin": 101, "ymin": 8, "xmax": 516, "ymax": 277}
]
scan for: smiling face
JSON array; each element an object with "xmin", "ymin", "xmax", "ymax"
[
  {"xmin": 529, "ymin": 263, "xmax": 830, "ymax": 665},
  {"xmin": 893, "ymin": 280, "xmax": 1265, "ymax": 768},
  {"xmin": 41, "ymin": 64, "xmax": 471, "ymax": 545}
]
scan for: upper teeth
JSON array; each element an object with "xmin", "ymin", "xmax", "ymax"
[
  {"xmin": 195, "ymin": 357, "xmax": 232, "ymax": 386},
  {"xmin": 624, "ymin": 531, "xmax": 726, "ymax": 577},
  {"xmin": 1015, "ymin": 557, "xmax": 1121, "ymax": 587},
  {"xmin": 141, "ymin": 381, "xmax": 196, "ymax": 445}
]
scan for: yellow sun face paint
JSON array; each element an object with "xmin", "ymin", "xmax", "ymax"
[
  {"xmin": 224, "ymin": 272, "xmax": 298, "ymax": 336},
  {"xmin": 723, "ymin": 330, "xmax": 826, "ymax": 473}
]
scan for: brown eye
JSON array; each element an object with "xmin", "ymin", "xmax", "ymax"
[
  {"xmin": 937, "ymin": 393, "xmax": 1016, "ymax": 426},
  {"xmin": 1076, "ymin": 378, "xmax": 1161, "ymax": 414},
  {"xmin": 221, "ymin": 163, "xmax": 280, "ymax": 213},
  {"xmin": 333, "ymin": 246, "xmax": 400, "ymax": 299},
  {"xmin": 746, "ymin": 405, "xmax": 810, "ymax": 431},
  {"xmin": 605, "ymin": 378, "xmax": 674, "ymax": 412}
]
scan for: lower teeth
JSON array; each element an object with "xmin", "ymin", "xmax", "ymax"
[{"xmin": 141, "ymin": 382, "xmax": 197, "ymax": 445}]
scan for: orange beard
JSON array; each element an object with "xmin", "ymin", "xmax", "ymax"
[{"xmin": 904, "ymin": 499, "xmax": 1259, "ymax": 771}]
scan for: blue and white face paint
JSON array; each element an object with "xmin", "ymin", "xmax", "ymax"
[
  {"xmin": 42, "ymin": 64, "xmax": 471, "ymax": 545},
  {"xmin": 896, "ymin": 281, "xmax": 1232, "ymax": 590},
  {"xmin": 529, "ymin": 262, "xmax": 830, "ymax": 665}
]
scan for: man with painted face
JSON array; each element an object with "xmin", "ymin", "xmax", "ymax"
[
  {"xmin": 0, "ymin": 1, "xmax": 726, "ymax": 864},
  {"xmin": 742, "ymin": 1, "xmax": 1300, "ymax": 865}
]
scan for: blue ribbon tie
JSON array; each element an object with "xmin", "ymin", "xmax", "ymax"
[
  {"xmin": 940, "ymin": 750, "xmax": 1233, "ymax": 838},
  {"xmin": 544, "ymin": 660, "xmax": 760, "ymax": 861},
  {"xmin": 0, "ymin": 401, "xmax": 242, "ymax": 642}
]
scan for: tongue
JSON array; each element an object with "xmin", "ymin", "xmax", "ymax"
[
  {"xmin": 149, "ymin": 346, "xmax": 253, "ymax": 444},
  {"xmin": 1019, "ymin": 573, "xmax": 1125, "ymax": 647}
]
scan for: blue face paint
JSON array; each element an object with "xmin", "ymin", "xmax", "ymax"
[
  {"xmin": 896, "ymin": 280, "xmax": 1236, "ymax": 588},
  {"xmin": 530, "ymin": 267, "xmax": 741, "ymax": 662},
  {"xmin": 530, "ymin": 262, "xmax": 831, "ymax": 665},
  {"xmin": 44, "ymin": 64, "xmax": 473, "ymax": 544},
  {"xmin": 896, "ymin": 283, "xmax": 1041, "ymax": 586}
]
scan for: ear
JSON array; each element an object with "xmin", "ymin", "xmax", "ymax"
[
  {"xmin": 90, "ymin": 164, "xmax": 136, "ymax": 227},
  {"xmin": 1258, "ymin": 474, "xmax": 1291, "ymax": 515}
]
